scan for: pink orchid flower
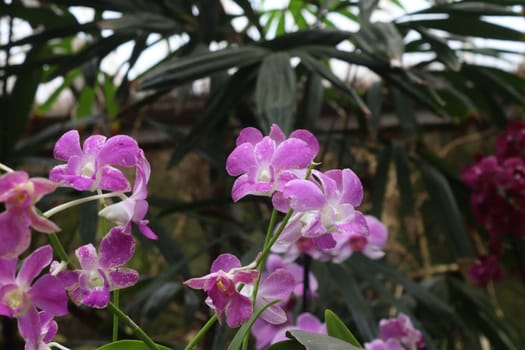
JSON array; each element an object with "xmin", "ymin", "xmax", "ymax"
[
  {"xmin": 0, "ymin": 245, "xmax": 68, "ymax": 350},
  {"xmin": 226, "ymin": 124, "xmax": 319, "ymax": 202},
  {"xmin": 272, "ymin": 168, "xmax": 364, "ymax": 249},
  {"xmin": 55, "ymin": 227, "xmax": 138, "ymax": 309},
  {"xmin": 0, "ymin": 171, "xmax": 59, "ymax": 258},
  {"xmin": 378, "ymin": 314, "xmax": 425, "ymax": 350},
  {"xmin": 50, "ymin": 130, "xmax": 140, "ymax": 192},
  {"xmin": 184, "ymin": 253, "xmax": 259, "ymax": 328},
  {"xmin": 98, "ymin": 150, "xmax": 157, "ymax": 239}
]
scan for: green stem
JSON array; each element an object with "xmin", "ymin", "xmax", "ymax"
[
  {"xmin": 48, "ymin": 233, "xmax": 74, "ymax": 267},
  {"xmin": 184, "ymin": 314, "xmax": 217, "ymax": 350},
  {"xmin": 43, "ymin": 192, "xmax": 125, "ymax": 218},
  {"xmin": 112, "ymin": 290, "xmax": 120, "ymax": 341},
  {"xmin": 255, "ymin": 209, "xmax": 294, "ymax": 268},
  {"xmin": 107, "ymin": 302, "xmax": 159, "ymax": 350},
  {"xmin": 0, "ymin": 163, "xmax": 14, "ymax": 173}
]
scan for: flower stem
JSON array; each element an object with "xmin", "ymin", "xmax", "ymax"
[
  {"xmin": 112, "ymin": 290, "xmax": 120, "ymax": 341},
  {"xmin": 48, "ymin": 233, "xmax": 74, "ymax": 267},
  {"xmin": 43, "ymin": 192, "xmax": 125, "ymax": 218},
  {"xmin": 107, "ymin": 301, "xmax": 159, "ymax": 350},
  {"xmin": 184, "ymin": 314, "xmax": 218, "ymax": 350},
  {"xmin": 0, "ymin": 163, "xmax": 14, "ymax": 173}
]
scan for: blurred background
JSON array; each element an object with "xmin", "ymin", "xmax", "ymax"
[{"xmin": 1, "ymin": 0, "xmax": 525, "ymax": 349}]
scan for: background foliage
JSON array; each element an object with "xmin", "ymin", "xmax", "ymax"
[{"xmin": 1, "ymin": 0, "xmax": 525, "ymax": 349}]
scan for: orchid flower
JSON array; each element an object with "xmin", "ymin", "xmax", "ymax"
[
  {"xmin": 56, "ymin": 227, "xmax": 138, "ymax": 308},
  {"xmin": 226, "ymin": 124, "xmax": 319, "ymax": 202},
  {"xmin": 378, "ymin": 314, "xmax": 425, "ymax": 350},
  {"xmin": 184, "ymin": 253, "xmax": 259, "ymax": 328},
  {"xmin": 0, "ymin": 245, "xmax": 68, "ymax": 350},
  {"xmin": 272, "ymin": 168, "xmax": 364, "ymax": 249},
  {"xmin": 49, "ymin": 130, "xmax": 140, "ymax": 192},
  {"xmin": 0, "ymin": 171, "xmax": 59, "ymax": 258},
  {"xmin": 98, "ymin": 150, "xmax": 157, "ymax": 239}
]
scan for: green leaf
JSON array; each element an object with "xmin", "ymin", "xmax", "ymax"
[
  {"xmin": 354, "ymin": 22, "xmax": 404, "ymax": 62},
  {"xmin": 76, "ymin": 85, "xmax": 96, "ymax": 119},
  {"xmin": 36, "ymin": 68, "xmax": 82, "ymax": 115},
  {"xmin": 296, "ymin": 51, "xmax": 370, "ymax": 118},
  {"xmin": 96, "ymin": 340, "xmax": 172, "ymax": 350},
  {"xmin": 103, "ymin": 73, "xmax": 119, "ymax": 117},
  {"xmin": 393, "ymin": 143, "xmax": 414, "ymax": 215},
  {"xmin": 298, "ymin": 72, "xmax": 323, "ymax": 130},
  {"xmin": 418, "ymin": 159, "xmax": 475, "ymax": 258},
  {"xmin": 286, "ymin": 330, "xmax": 362, "ymax": 350},
  {"xmin": 227, "ymin": 300, "xmax": 280, "ymax": 350},
  {"xmin": 413, "ymin": 26, "xmax": 461, "ymax": 71},
  {"xmin": 401, "ymin": 16, "xmax": 525, "ymax": 42},
  {"xmin": 141, "ymin": 46, "xmax": 267, "ymax": 90},
  {"xmin": 326, "ymin": 264, "xmax": 377, "ymax": 340},
  {"xmin": 412, "ymin": 2, "xmax": 522, "ymax": 17},
  {"xmin": 370, "ymin": 144, "xmax": 392, "ymax": 217},
  {"xmin": 255, "ymin": 52, "xmax": 297, "ymax": 133},
  {"xmin": 325, "ymin": 310, "xmax": 363, "ymax": 348},
  {"xmin": 366, "ymin": 80, "xmax": 383, "ymax": 131},
  {"xmin": 392, "ymin": 86, "xmax": 419, "ymax": 137},
  {"xmin": 1, "ymin": 47, "xmax": 43, "ymax": 160},
  {"xmin": 267, "ymin": 340, "xmax": 305, "ymax": 350}
]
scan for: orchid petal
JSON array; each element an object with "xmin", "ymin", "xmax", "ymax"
[
  {"xmin": 18, "ymin": 245, "xmax": 52, "ymax": 286},
  {"xmin": 283, "ymin": 179, "xmax": 325, "ymax": 211},
  {"xmin": 289, "ymin": 129, "xmax": 320, "ymax": 156},
  {"xmin": 99, "ymin": 227, "xmax": 135, "ymax": 268},
  {"xmin": 108, "ymin": 268, "xmax": 139, "ymax": 290},
  {"xmin": 82, "ymin": 135, "xmax": 106, "ymax": 155},
  {"xmin": 97, "ymin": 135, "xmax": 140, "ymax": 167},
  {"xmin": 225, "ymin": 292, "xmax": 252, "ymax": 328},
  {"xmin": 226, "ymin": 143, "xmax": 256, "ymax": 176},
  {"xmin": 75, "ymin": 244, "xmax": 98, "ymax": 270},
  {"xmin": 273, "ymin": 139, "xmax": 314, "ymax": 170},
  {"xmin": 18, "ymin": 306, "xmax": 40, "ymax": 350},
  {"xmin": 98, "ymin": 166, "xmax": 131, "ymax": 192},
  {"xmin": 53, "ymin": 130, "xmax": 82, "ymax": 161},
  {"xmin": 237, "ymin": 127, "xmax": 263, "ymax": 146},
  {"xmin": 0, "ymin": 209, "xmax": 31, "ymax": 259},
  {"xmin": 211, "ymin": 253, "xmax": 241, "ymax": 273},
  {"xmin": 28, "ymin": 208, "xmax": 60, "ymax": 234},
  {"xmin": 30, "ymin": 275, "xmax": 68, "ymax": 316},
  {"xmin": 269, "ymin": 124, "xmax": 286, "ymax": 144}
]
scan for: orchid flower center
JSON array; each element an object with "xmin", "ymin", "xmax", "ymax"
[
  {"xmin": 12, "ymin": 181, "xmax": 35, "ymax": 205},
  {"xmin": 87, "ymin": 271, "xmax": 105, "ymax": 289},
  {"xmin": 81, "ymin": 159, "xmax": 96, "ymax": 178},
  {"xmin": 258, "ymin": 168, "xmax": 272, "ymax": 183},
  {"xmin": 4, "ymin": 287, "xmax": 27, "ymax": 313}
]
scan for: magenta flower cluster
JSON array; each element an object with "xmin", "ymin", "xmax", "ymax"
[
  {"xmin": 461, "ymin": 121, "xmax": 525, "ymax": 286},
  {"xmin": 365, "ymin": 313, "xmax": 425, "ymax": 350},
  {"xmin": 0, "ymin": 129, "xmax": 156, "ymax": 349},
  {"xmin": 184, "ymin": 124, "xmax": 392, "ymax": 348}
]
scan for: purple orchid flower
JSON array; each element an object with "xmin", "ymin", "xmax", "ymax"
[
  {"xmin": 49, "ymin": 130, "xmax": 140, "ymax": 192},
  {"xmin": 98, "ymin": 150, "xmax": 157, "ymax": 239},
  {"xmin": 271, "ymin": 312, "xmax": 327, "ymax": 345},
  {"xmin": 365, "ymin": 339, "xmax": 405, "ymax": 350},
  {"xmin": 378, "ymin": 314, "xmax": 425, "ymax": 350},
  {"xmin": 226, "ymin": 124, "xmax": 319, "ymax": 202},
  {"xmin": 252, "ymin": 268, "xmax": 295, "ymax": 325},
  {"xmin": 266, "ymin": 254, "xmax": 318, "ymax": 299},
  {"xmin": 184, "ymin": 253, "xmax": 259, "ymax": 328},
  {"xmin": 0, "ymin": 171, "xmax": 60, "ymax": 258},
  {"xmin": 24, "ymin": 311, "xmax": 58, "ymax": 350},
  {"xmin": 58, "ymin": 227, "xmax": 139, "ymax": 308},
  {"xmin": 0, "ymin": 245, "xmax": 68, "ymax": 350},
  {"xmin": 272, "ymin": 168, "xmax": 364, "ymax": 249}
]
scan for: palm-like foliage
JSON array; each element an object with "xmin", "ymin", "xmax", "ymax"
[{"xmin": 1, "ymin": 1, "xmax": 525, "ymax": 349}]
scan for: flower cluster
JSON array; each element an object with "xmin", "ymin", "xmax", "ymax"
[
  {"xmin": 365, "ymin": 313, "xmax": 425, "ymax": 350},
  {"xmin": 0, "ymin": 129, "xmax": 156, "ymax": 349},
  {"xmin": 461, "ymin": 121, "xmax": 525, "ymax": 286},
  {"xmin": 185, "ymin": 124, "xmax": 390, "ymax": 348}
]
